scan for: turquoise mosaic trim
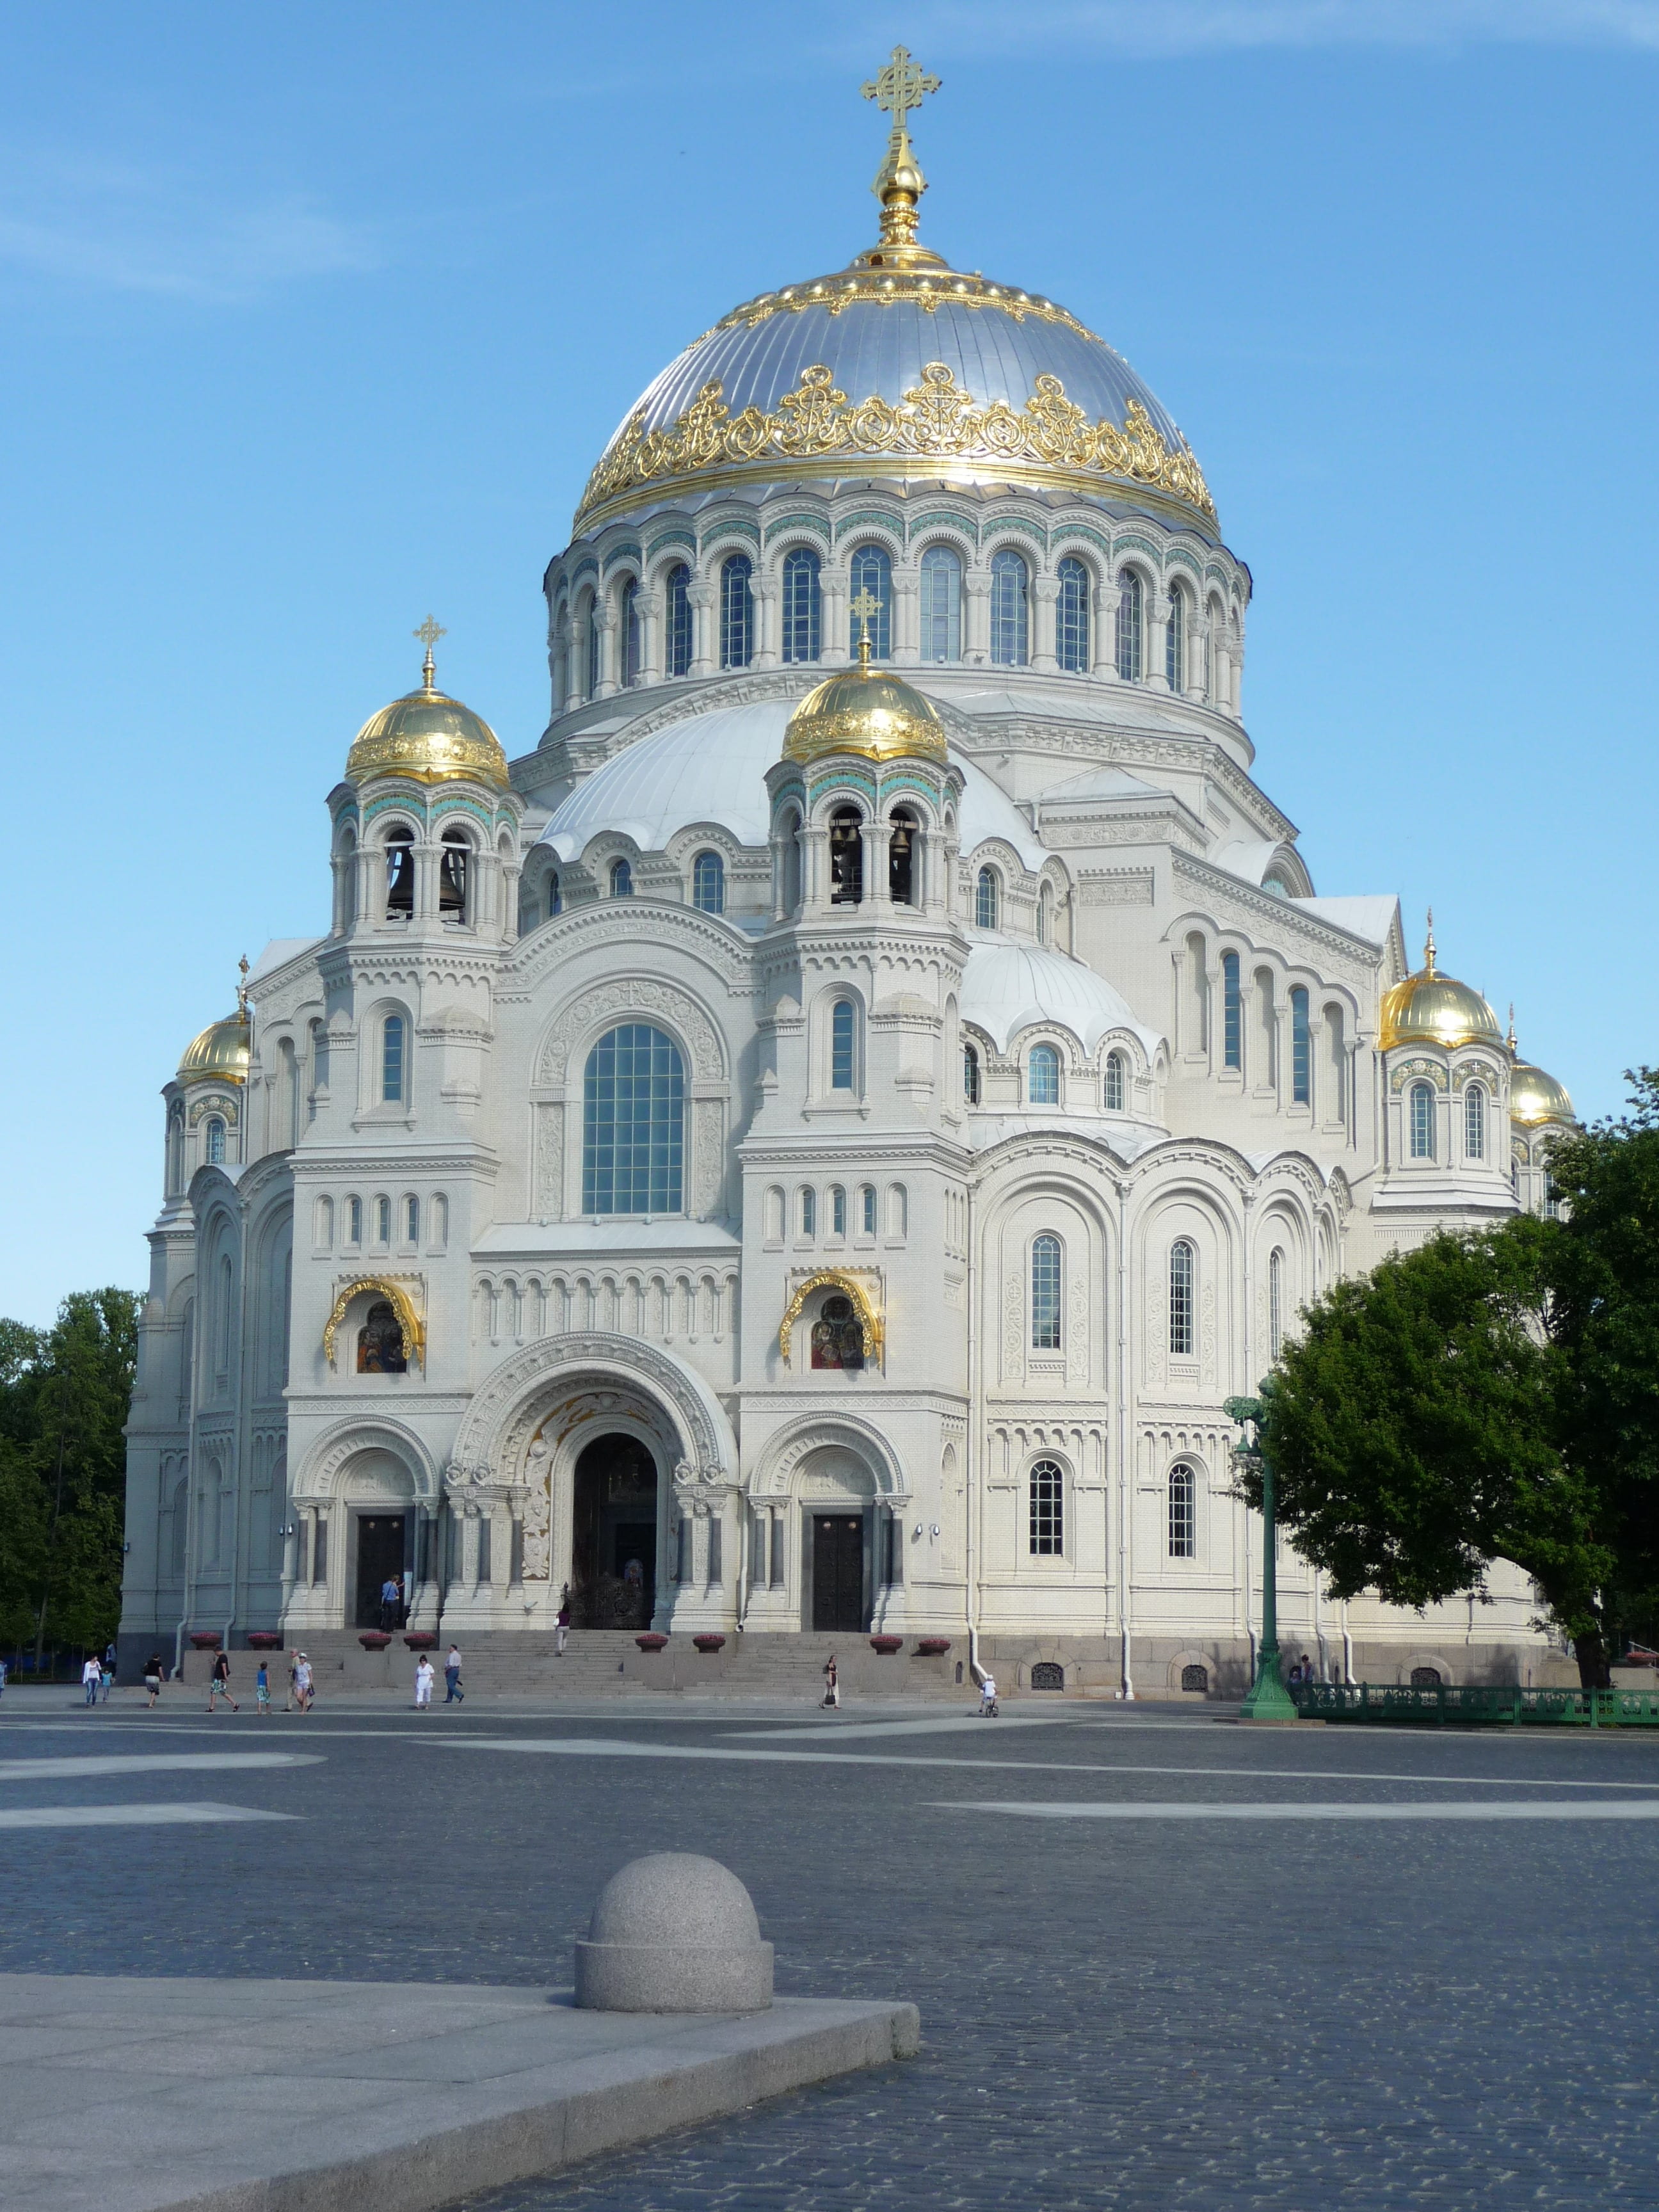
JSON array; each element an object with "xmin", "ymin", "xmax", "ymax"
[
  {"xmin": 646, "ymin": 527, "xmax": 698, "ymax": 561},
  {"xmin": 833, "ymin": 509, "xmax": 904, "ymax": 544},
  {"xmin": 1050, "ymin": 524, "xmax": 1114, "ymax": 560},
  {"xmin": 602, "ymin": 541, "xmax": 642, "ymax": 573},
  {"xmin": 906, "ymin": 509, "xmax": 979, "ymax": 546},
  {"xmin": 1112, "ymin": 533, "xmax": 1160, "ymax": 561},
  {"xmin": 764, "ymin": 513, "xmax": 831, "ymax": 547},
  {"xmin": 982, "ymin": 515, "xmax": 1049, "ymax": 551},
  {"xmin": 701, "ymin": 515, "xmax": 761, "ymax": 548}
]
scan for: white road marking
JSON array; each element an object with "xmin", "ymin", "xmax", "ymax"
[
  {"xmin": 0, "ymin": 1753, "xmax": 321, "ymax": 1781},
  {"xmin": 0, "ymin": 1801, "xmax": 296, "ymax": 1829},
  {"xmin": 728, "ymin": 1715, "xmax": 1074, "ymax": 1741},
  {"xmin": 933, "ymin": 1798, "xmax": 1659, "ymax": 1821},
  {"xmin": 411, "ymin": 1736, "xmax": 1659, "ymax": 1788}
]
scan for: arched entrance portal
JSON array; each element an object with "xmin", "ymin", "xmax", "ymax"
[{"xmin": 571, "ymin": 1434, "xmax": 658, "ymax": 1629}]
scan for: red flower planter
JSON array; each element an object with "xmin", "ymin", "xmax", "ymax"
[
  {"xmin": 691, "ymin": 1633, "xmax": 726, "ymax": 1653},
  {"xmin": 188, "ymin": 1631, "xmax": 222, "ymax": 1651},
  {"xmin": 358, "ymin": 1631, "xmax": 392, "ymax": 1651},
  {"xmin": 244, "ymin": 1632, "xmax": 284, "ymax": 1651},
  {"xmin": 869, "ymin": 1635, "xmax": 904, "ymax": 1655},
  {"xmin": 402, "ymin": 1631, "xmax": 438, "ymax": 1649},
  {"xmin": 636, "ymin": 1633, "xmax": 669, "ymax": 1653},
  {"xmin": 915, "ymin": 1638, "xmax": 952, "ymax": 1656}
]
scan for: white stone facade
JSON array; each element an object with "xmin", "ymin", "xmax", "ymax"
[{"xmin": 120, "ymin": 193, "xmax": 1576, "ymax": 1695}]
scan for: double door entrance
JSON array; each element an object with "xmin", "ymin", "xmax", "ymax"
[{"xmin": 811, "ymin": 1513, "xmax": 867, "ymax": 1633}]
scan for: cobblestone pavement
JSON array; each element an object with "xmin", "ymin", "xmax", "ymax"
[{"xmin": 1, "ymin": 1696, "xmax": 1655, "ymax": 2208}]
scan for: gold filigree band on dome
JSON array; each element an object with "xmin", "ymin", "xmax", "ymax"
[
  {"xmin": 577, "ymin": 361, "xmax": 1214, "ymax": 525},
  {"xmin": 704, "ymin": 269, "xmax": 1100, "ymax": 344}
]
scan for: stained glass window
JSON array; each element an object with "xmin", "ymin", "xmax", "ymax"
[
  {"xmin": 1056, "ymin": 556, "xmax": 1090, "ymax": 672},
  {"xmin": 1029, "ymin": 1459, "xmax": 1064, "ymax": 1554},
  {"xmin": 781, "ymin": 547, "xmax": 821, "ymax": 664},
  {"xmin": 831, "ymin": 998, "xmax": 856, "ymax": 1091},
  {"xmin": 692, "ymin": 851, "xmax": 724, "ymax": 913},
  {"xmin": 1410, "ymin": 1081, "xmax": 1436, "ymax": 1159},
  {"xmin": 582, "ymin": 1023, "xmax": 684, "ymax": 1214},
  {"xmin": 919, "ymin": 544, "xmax": 961, "ymax": 662},
  {"xmin": 1028, "ymin": 1043, "xmax": 1060, "ymax": 1105},
  {"xmin": 1465, "ymin": 1083, "xmax": 1486, "ymax": 1160},
  {"xmin": 1104, "ymin": 1050, "xmax": 1126, "ymax": 1111},
  {"xmin": 1030, "ymin": 1237, "xmax": 1062, "ymax": 1349},
  {"xmin": 1116, "ymin": 569, "xmax": 1143, "ymax": 681},
  {"xmin": 990, "ymin": 549, "xmax": 1029, "ymax": 666},
  {"xmin": 381, "ymin": 1014, "xmax": 405, "ymax": 1103},
  {"xmin": 719, "ymin": 554, "xmax": 753, "ymax": 669},
  {"xmin": 1168, "ymin": 1463, "xmax": 1196, "ymax": 1557},
  {"xmin": 1169, "ymin": 1240, "xmax": 1195, "ymax": 1356},
  {"xmin": 665, "ymin": 563, "xmax": 693, "ymax": 677},
  {"xmin": 975, "ymin": 867, "xmax": 999, "ymax": 931}
]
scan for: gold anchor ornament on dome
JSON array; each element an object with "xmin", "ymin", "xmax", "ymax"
[
  {"xmin": 344, "ymin": 617, "xmax": 511, "ymax": 790},
  {"xmin": 782, "ymin": 590, "xmax": 949, "ymax": 765}
]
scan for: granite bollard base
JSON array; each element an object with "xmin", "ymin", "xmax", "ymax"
[{"xmin": 575, "ymin": 1852, "xmax": 774, "ymax": 2012}]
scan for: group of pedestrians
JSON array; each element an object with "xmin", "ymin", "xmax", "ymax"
[
  {"xmin": 79, "ymin": 1653, "xmax": 115, "ymax": 1706},
  {"xmin": 413, "ymin": 1645, "xmax": 465, "ymax": 1708}
]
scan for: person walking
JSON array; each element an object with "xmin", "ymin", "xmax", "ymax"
[
  {"xmin": 554, "ymin": 1600, "xmax": 570, "ymax": 1658},
  {"xmin": 821, "ymin": 1653, "xmax": 840, "ymax": 1710},
  {"xmin": 254, "ymin": 1662, "xmax": 271, "ymax": 1716},
  {"xmin": 379, "ymin": 1575, "xmax": 399, "ymax": 1633},
  {"xmin": 143, "ymin": 1655, "xmax": 164, "ymax": 1709},
  {"xmin": 99, "ymin": 1658, "xmax": 113, "ymax": 1703},
  {"xmin": 444, "ymin": 1645, "xmax": 464, "ymax": 1704},
  {"xmin": 413, "ymin": 1655, "xmax": 435, "ymax": 1710},
  {"xmin": 81, "ymin": 1655, "xmax": 101, "ymax": 1708},
  {"xmin": 0, "ymin": 1655, "xmax": 8, "ymax": 1702},
  {"xmin": 285, "ymin": 1649, "xmax": 300, "ymax": 1712},
  {"xmin": 207, "ymin": 1649, "xmax": 239, "ymax": 1713},
  {"xmin": 294, "ymin": 1653, "xmax": 314, "ymax": 1713}
]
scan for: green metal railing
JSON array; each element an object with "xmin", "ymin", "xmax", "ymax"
[{"xmin": 1290, "ymin": 1682, "xmax": 1659, "ymax": 1727}]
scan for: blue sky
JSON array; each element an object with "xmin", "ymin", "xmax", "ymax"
[{"xmin": 6, "ymin": 1, "xmax": 1657, "ymax": 1322}]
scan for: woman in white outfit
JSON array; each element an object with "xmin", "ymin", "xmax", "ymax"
[{"xmin": 413, "ymin": 1656, "xmax": 435, "ymax": 1709}]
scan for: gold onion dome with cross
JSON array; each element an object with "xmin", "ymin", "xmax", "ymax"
[
  {"xmin": 573, "ymin": 49, "xmax": 1214, "ymax": 532},
  {"xmin": 1376, "ymin": 915, "xmax": 1504, "ymax": 1053},
  {"xmin": 177, "ymin": 959, "xmax": 252, "ymax": 1086},
  {"xmin": 344, "ymin": 619, "xmax": 511, "ymax": 791}
]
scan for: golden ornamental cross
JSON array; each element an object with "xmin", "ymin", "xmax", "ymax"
[
  {"xmin": 413, "ymin": 614, "xmax": 446, "ymax": 689},
  {"xmin": 849, "ymin": 586, "xmax": 883, "ymax": 670},
  {"xmin": 862, "ymin": 45, "xmax": 940, "ymax": 141}
]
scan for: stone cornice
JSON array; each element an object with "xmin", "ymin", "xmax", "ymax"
[{"xmin": 1171, "ymin": 853, "xmax": 1384, "ymax": 974}]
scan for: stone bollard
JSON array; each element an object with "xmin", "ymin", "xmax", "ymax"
[{"xmin": 574, "ymin": 1852, "xmax": 774, "ymax": 2013}]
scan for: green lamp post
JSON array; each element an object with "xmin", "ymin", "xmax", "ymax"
[{"xmin": 1226, "ymin": 1392, "xmax": 1299, "ymax": 1722}]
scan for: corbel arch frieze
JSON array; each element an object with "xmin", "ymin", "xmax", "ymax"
[{"xmin": 446, "ymin": 1331, "xmax": 737, "ymax": 1496}]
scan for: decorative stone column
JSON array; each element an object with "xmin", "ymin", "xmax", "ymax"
[
  {"xmin": 563, "ymin": 612, "xmax": 583, "ymax": 707},
  {"xmin": 821, "ymin": 568, "xmax": 850, "ymax": 666},
  {"xmin": 689, "ymin": 577, "xmax": 716, "ymax": 677},
  {"xmin": 593, "ymin": 603, "xmax": 618, "ymax": 699},
  {"xmin": 751, "ymin": 573, "xmax": 779, "ymax": 671},
  {"xmin": 892, "ymin": 563, "xmax": 920, "ymax": 665},
  {"xmin": 863, "ymin": 817, "xmax": 889, "ymax": 910},
  {"xmin": 410, "ymin": 1503, "xmax": 442, "ymax": 1629},
  {"xmin": 1147, "ymin": 593, "xmax": 1171, "ymax": 691},
  {"xmin": 1031, "ymin": 573, "xmax": 1059, "ymax": 673},
  {"xmin": 1093, "ymin": 579, "xmax": 1121, "ymax": 678},
  {"xmin": 637, "ymin": 586, "xmax": 664, "ymax": 685},
  {"xmin": 461, "ymin": 1505, "xmax": 481, "ymax": 1591},
  {"xmin": 963, "ymin": 569, "xmax": 990, "ymax": 664}
]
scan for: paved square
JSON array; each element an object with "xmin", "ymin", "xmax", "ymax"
[{"xmin": 1, "ymin": 1694, "xmax": 1655, "ymax": 2208}]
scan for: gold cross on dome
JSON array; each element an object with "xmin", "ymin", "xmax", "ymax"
[
  {"xmin": 862, "ymin": 45, "xmax": 940, "ymax": 141},
  {"xmin": 413, "ymin": 613, "xmax": 446, "ymax": 690},
  {"xmin": 849, "ymin": 587, "xmax": 883, "ymax": 671}
]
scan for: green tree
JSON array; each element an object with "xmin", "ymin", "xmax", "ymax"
[{"xmin": 0, "ymin": 1290, "xmax": 140, "ymax": 1662}]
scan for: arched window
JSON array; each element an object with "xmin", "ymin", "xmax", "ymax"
[
  {"xmin": 1104, "ymin": 1050, "xmax": 1126, "ymax": 1112},
  {"xmin": 545, "ymin": 869, "xmax": 561, "ymax": 919},
  {"xmin": 381, "ymin": 1013, "xmax": 405, "ymax": 1103},
  {"xmin": 990, "ymin": 549, "xmax": 1029, "ymax": 666},
  {"xmin": 1325, "ymin": 1004, "xmax": 1346, "ymax": 1119},
  {"xmin": 719, "ymin": 554, "xmax": 753, "ymax": 668},
  {"xmin": 1269, "ymin": 1247, "xmax": 1285, "ymax": 1359},
  {"xmin": 348, "ymin": 1194, "xmax": 363, "ymax": 1245},
  {"xmin": 1255, "ymin": 968, "xmax": 1277, "ymax": 1085},
  {"xmin": 621, "ymin": 577, "xmax": 641, "ymax": 685},
  {"xmin": 1169, "ymin": 1240, "xmax": 1195, "ymax": 1356},
  {"xmin": 1465, "ymin": 1082, "xmax": 1486, "ymax": 1160},
  {"xmin": 1222, "ymin": 952, "xmax": 1242, "ymax": 1070},
  {"xmin": 1168, "ymin": 1463, "xmax": 1196, "ymax": 1557},
  {"xmin": 1030, "ymin": 1235, "xmax": 1062, "ymax": 1349},
  {"xmin": 692, "ymin": 850, "xmax": 725, "ymax": 913},
  {"xmin": 375, "ymin": 1194, "xmax": 392, "ymax": 1244},
  {"xmin": 1056, "ymin": 556, "xmax": 1090, "ymax": 673},
  {"xmin": 1036, "ymin": 881, "xmax": 1054, "ymax": 945},
  {"xmin": 204, "ymin": 1116, "xmax": 226, "ymax": 1166},
  {"xmin": 405, "ymin": 1195, "xmax": 420, "ymax": 1244},
  {"xmin": 1027, "ymin": 1043, "xmax": 1061, "ymax": 1105},
  {"xmin": 799, "ymin": 1186, "xmax": 816, "ymax": 1237},
  {"xmin": 847, "ymin": 545, "xmax": 892, "ymax": 659},
  {"xmin": 166, "ymin": 1107, "xmax": 185, "ymax": 1194},
  {"xmin": 431, "ymin": 1193, "xmax": 448, "ymax": 1247},
  {"xmin": 963, "ymin": 1041, "xmax": 981, "ymax": 1105},
  {"xmin": 610, "ymin": 856, "xmax": 634, "ymax": 897},
  {"xmin": 919, "ymin": 544, "xmax": 962, "ymax": 662},
  {"xmin": 1029, "ymin": 1459, "xmax": 1064, "ymax": 1555},
  {"xmin": 1116, "ymin": 569, "xmax": 1143, "ymax": 681},
  {"xmin": 1290, "ymin": 987, "xmax": 1311, "ymax": 1105},
  {"xmin": 781, "ymin": 547, "xmax": 821, "ymax": 664},
  {"xmin": 582, "ymin": 1023, "xmax": 685, "ymax": 1215},
  {"xmin": 830, "ymin": 1184, "xmax": 846, "ymax": 1236},
  {"xmin": 438, "ymin": 828, "xmax": 469, "ymax": 920},
  {"xmin": 664, "ymin": 563, "xmax": 693, "ymax": 678},
  {"xmin": 781, "ymin": 807, "xmax": 803, "ymax": 913},
  {"xmin": 860, "ymin": 1183, "xmax": 877, "ymax": 1236},
  {"xmin": 975, "ymin": 866, "xmax": 1000, "ymax": 931},
  {"xmin": 829, "ymin": 807, "xmax": 863, "ymax": 904},
  {"xmin": 1409, "ymin": 1080, "xmax": 1436, "ymax": 1159},
  {"xmin": 888, "ymin": 808, "xmax": 916, "ymax": 906},
  {"xmin": 585, "ymin": 595, "xmax": 602, "ymax": 697},
  {"xmin": 1166, "ymin": 584, "xmax": 1186, "ymax": 691},
  {"xmin": 830, "ymin": 998, "xmax": 856, "ymax": 1091},
  {"xmin": 384, "ymin": 825, "xmax": 414, "ymax": 918}
]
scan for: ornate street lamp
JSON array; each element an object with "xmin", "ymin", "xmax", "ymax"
[{"xmin": 1226, "ymin": 1393, "xmax": 1298, "ymax": 1722}]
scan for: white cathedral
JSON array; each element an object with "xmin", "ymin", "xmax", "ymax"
[{"xmin": 120, "ymin": 61, "xmax": 1580, "ymax": 1695}]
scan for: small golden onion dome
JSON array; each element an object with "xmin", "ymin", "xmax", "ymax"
[
  {"xmin": 345, "ymin": 636, "xmax": 508, "ymax": 790},
  {"xmin": 1510, "ymin": 1059, "xmax": 1575, "ymax": 1127},
  {"xmin": 177, "ymin": 1009, "xmax": 250, "ymax": 1087},
  {"xmin": 783, "ymin": 661, "xmax": 948, "ymax": 765},
  {"xmin": 1377, "ymin": 915, "xmax": 1503, "ymax": 1053}
]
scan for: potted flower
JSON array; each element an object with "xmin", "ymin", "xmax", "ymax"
[
  {"xmin": 915, "ymin": 1638, "xmax": 952, "ymax": 1657},
  {"xmin": 358, "ymin": 1630, "xmax": 392, "ymax": 1651},
  {"xmin": 636, "ymin": 1633, "xmax": 669, "ymax": 1653},
  {"xmin": 869, "ymin": 1634, "xmax": 904, "ymax": 1655},
  {"xmin": 245, "ymin": 1631, "xmax": 284, "ymax": 1651},
  {"xmin": 188, "ymin": 1631, "xmax": 222, "ymax": 1651},
  {"xmin": 402, "ymin": 1631, "xmax": 438, "ymax": 1649},
  {"xmin": 691, "ymin": 1633, "xmax": 726, "ymax": 1653}
]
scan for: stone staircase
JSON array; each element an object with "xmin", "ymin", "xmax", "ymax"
[{"xmin": 191, "ymin": 1628, "xmax": 968, "ymax": 1702}]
